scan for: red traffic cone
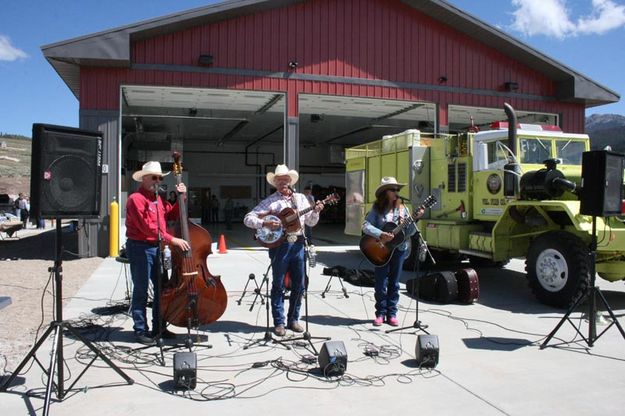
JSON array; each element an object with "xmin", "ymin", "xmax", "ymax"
[{"xmin": 218, "ymin": 234, "xmax": 228, "ymax": 254}]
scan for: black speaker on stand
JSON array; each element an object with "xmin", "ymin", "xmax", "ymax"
[
  {"xmin": 579, "ymin": 150, "xmax": 624, "ymax": 217},
  {"xmin": 542, "ymin": 150, "xmax": 625, "ymax": 349},
  {"xmin": 0, "ymin": 124, "xmax": 129, "ymax": 415},
  {"xmin": 30, "ymin": 123, "xmax": 103, "ymax": 219}
]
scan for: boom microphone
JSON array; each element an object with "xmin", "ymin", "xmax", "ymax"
[{"xmin": 397, "ymin": 194, "xmax": 410, "ymax": 201}]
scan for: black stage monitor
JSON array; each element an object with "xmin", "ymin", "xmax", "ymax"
[{"xmin": 30, "ymin": 124, "xmax": 103, "ymax": 219}]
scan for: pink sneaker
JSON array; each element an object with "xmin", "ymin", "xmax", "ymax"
[
  {"xmin": 373, "ymin": 316, "xmax": 384, "ymax": 326},
  {"xmin": 387, "ymin": 316, "xmax": 399, "ymax": 326}
]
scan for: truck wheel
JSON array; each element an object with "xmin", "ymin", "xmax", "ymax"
[
  {"xmin": 525, "ymin": 231, "xmax": 590, "ymax": 308},
  {"xmin": 468, "ymin": 256, "xmax": 509, "ymax": 268}
]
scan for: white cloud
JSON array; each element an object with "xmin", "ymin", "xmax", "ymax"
[
  {"xmin": 0, "ymin": 35, "xmax": 28, "ymax": 61},
  {"xmin": 577, "ymin": 0, "xmax": 625, "ymax": 34},
  {"xmin": 510, "ymin": 0, "xmax": 625, "ymax": 38}
]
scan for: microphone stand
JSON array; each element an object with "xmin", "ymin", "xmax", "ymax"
[
  {"xmin": 387, "ymin": 219, "xmax": 434, "ymax": 335},
  {"xmin": 282, "ymin": 190, "xmax": 330, "ymax": 355},
  {"xmin": 244, "ymin": 256, "xmax": 291, "ymax": 350},
  {"xmin": 153, "ymin": 187, "xmax": 167, "ymax": 366}
]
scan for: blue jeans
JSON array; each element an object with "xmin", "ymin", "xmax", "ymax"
[
  {"xmin": 269, "ymin": 241, "xmax": 305, "ymax": 327},
  {"xmin": 127, "ymin": 239, "xmax": 162, "ymax": 335},
  {"xmin": 374, "ymin": 249, "xmax": 407, "ymax": 318}
]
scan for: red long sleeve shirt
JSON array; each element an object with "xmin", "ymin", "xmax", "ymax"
[{"xmin": 125, "ymin": 186, "xmax": 180, "ymax": 244}]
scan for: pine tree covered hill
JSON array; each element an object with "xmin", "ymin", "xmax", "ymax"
[
  {"xmin": 0, "ymin": 133, "xmax": 30, "ymax": 141},
  {"xmin": 586, "ymin": 114, "xmax": 625, "ymax": 152}
]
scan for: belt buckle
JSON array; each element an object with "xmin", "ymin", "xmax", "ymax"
[{"xmin": 286, "ymin": 234, "xmax": 297, "ymax": 243}]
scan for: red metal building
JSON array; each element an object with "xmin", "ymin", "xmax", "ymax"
[{"xmin": 42, "ymin": 0, "xmax": 618, "ymax": 256}]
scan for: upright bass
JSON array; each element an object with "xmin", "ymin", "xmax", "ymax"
[{"xmin": 160, "ymin": 152, "xmax": 227, "ymax": 327}]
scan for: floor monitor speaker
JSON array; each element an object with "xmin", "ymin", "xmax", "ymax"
[
  {"xmin": 318, "ymin": 340, "xmax": 347, "ymax": 376},
  {"xmin": 416, "ymin": 334, "xmax": 439, "ymax": 368},
  {"xmin": 30, "ymin": 124, "xmax": 103, "ymax": 219},
  {"xmin": 173, "ymin": 352, "xmax": 197, "ymax": 389}
]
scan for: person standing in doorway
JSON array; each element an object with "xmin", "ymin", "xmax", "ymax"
[
  {"xmin": 210, "ymin": 194, "xmax": 220, "ymax": 223},
  {"xmin": 224, "ymin": 197, "xmax": 234, "ymax": 230}
]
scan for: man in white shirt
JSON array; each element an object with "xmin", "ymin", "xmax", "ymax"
[{"xmin": 244, "ymin": 164, "xmax": 324, "ymax": 336}]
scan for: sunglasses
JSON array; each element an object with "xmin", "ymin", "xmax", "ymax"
[{"xmin": 151, "ymin": 175, "xmax": 164, "ymax": 181}]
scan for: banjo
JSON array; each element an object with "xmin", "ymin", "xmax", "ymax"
[{"xmin": 255, "ymin": 193, "xmax": 340, "ymax": 248}]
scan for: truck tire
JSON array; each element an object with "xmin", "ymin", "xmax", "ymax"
[{"xmin": 525, "ymin": 231, "xmax": 590, "ymax": 308}]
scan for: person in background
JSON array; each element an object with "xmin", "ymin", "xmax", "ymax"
[
  {"xmin": 210, "ymin": 194, "xmax": 220, "ymax": 223},
  {"xmin": 16, "ymin": 193, "xmax": 29, "ymax": 229},
  {"xmin": 244, "ymin": 164, "xmax": 325, "ymax": 336},
  {"xmin": 362, "ymin": 177, "xmax": 424, "ymax": 327},
  {"xmin": 125, "ymin": 161, "xmax": 190, "ymax": 345},
  {"xmin": 168, "ymin": 191, "xmax": 178, "ymax": 205},
  {"xmin": 224, "ymin": 197, "xmax": 234, "ymax": 230}
]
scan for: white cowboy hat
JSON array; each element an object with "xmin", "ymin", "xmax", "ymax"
[
  {"xmin": 375, "ymin": 176, "xmax": 406, "ymax": 197},
  {"xmin": 266, "ymin": 164, "xmax": 299, "ymax": 187},
  {"xmin": 132, "ymin": 161, "xmax": 170, "ymax": 182}
]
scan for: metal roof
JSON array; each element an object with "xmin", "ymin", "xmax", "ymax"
[{"xmin": 42, "ymin": 0, "xmax": 619, "ymax": 107}]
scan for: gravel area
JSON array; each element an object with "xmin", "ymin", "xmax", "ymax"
[{"xmin": 0, "ymin": 224, "xmax": 103, "ymax": 374}]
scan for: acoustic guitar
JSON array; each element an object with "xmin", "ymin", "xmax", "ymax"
[
  {"xmin": 255, "ymin": 193, "xmax": 340, "ymax": 248},
  {"xmin": 360, "ymin": 195, "xmax": 437, "ymax": 267}
]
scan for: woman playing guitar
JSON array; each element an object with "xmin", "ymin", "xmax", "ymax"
[{"xmin": 362, "ymin": 177, "xmax": 425, "ymax": 327}]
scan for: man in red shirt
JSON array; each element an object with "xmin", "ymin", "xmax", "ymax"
[{"xmin": 125, "ymin": 161, "xmax": 190, "ymax": 345}]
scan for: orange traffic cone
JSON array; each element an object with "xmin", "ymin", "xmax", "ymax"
[{"xmin": 218, "ymin": 234, "xmax": 228, "ymax": 254}]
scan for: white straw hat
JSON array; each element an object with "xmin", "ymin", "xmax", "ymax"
[
  {"xmin": 132, "ymin": 161, "xmax": 170, "ymax": 182},
  {"xmin": 266, "ymin": 164, "xmax": 299, "ymax": 187},
  {"xmin": 375, "ymin": 176, "xmax": 406, "ymax": 197}
]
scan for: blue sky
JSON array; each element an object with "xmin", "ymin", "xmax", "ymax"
[{"xmin": 1, "ymin": 0, "xmax": 623, "ymax": 137}]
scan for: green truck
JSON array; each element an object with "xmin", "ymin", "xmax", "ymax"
[{"xmin": 345, "ymin": 104, "xmax": 625, "ymax": 308}]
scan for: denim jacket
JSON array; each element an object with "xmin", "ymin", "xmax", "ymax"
[{"xmin": 362, "ymin": 205, "xmax": 417, "ymax": 252}]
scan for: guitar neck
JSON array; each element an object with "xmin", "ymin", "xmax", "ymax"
[
  {"xmin": 390, "ymin": 204, "xmax": 425, "ymax": 235},
  {"xmin": 296, "ymin": 196, "xmax": 333, "ymax": 217}
]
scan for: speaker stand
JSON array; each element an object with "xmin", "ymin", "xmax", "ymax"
[
  {"xmin": 541, "ymin": 216, "xmax": 625, "ymax": 349},
  {"xmin": 0, "ymin": 220, "xmax": 133, "ymax": 415}
]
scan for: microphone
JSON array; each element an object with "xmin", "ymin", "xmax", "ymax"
[
  {"xmin": 288, "ymin": 185, "xmax": 296, "ymax": 193},
  {"xmin": 397, "ymin": 194, "xmax": 410, "ymax": 202}
]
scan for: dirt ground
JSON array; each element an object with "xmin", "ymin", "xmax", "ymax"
[{"xmin": 0, "ymin": 225, "xmax": 103, "ymax": 374}]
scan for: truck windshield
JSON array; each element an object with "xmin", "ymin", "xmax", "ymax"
[
  {"xmin": 555, "ymin": 140, "xmax": 584, "ymax": 165},
  {"xmin": 520, "ymin": 138, "xmax": 551, "ymax": 164},
  {"xmin": 486, "ymin": 141, "xmax": 509, "ymax": 168}
]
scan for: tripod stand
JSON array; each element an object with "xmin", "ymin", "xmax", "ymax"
[
  {"xmin": 321, "ymin": 267, "xmax": 350, "ymax": 299},
  {"xmin": 244, "ymin": 261, "xmax": 291, "ymax": 350},
  {"xmin": 284, "ymin": 242, "xmax": 330, "ymax": 355},
  {"xmin": 541, "ymin": 216, "xmax": 625, "ymax": 349},
  {"xmin": 0, "ymin": 220, "xmax": 133, "ymax": 415},
  {"xmin": 237, "ymin": 273, "xmax": 263, "ymax": 308},
  {"xmin": 387, "ymin": 230, "xmax": 433, "ymax": 335}
]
